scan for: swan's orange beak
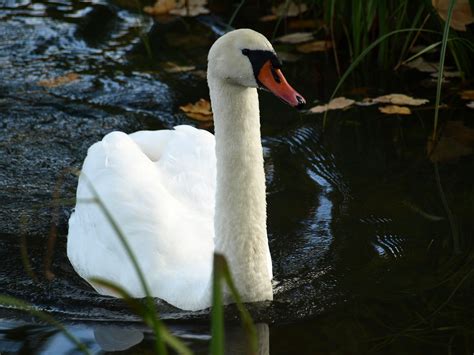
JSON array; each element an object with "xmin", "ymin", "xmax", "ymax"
[{"xmin": 257, "ymin": 60, "xmax": 306, "ymax": 109}]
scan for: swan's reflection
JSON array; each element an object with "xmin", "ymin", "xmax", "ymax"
[
  {"xmin": 94, "ymin": 325, "xmax": 144, "ymax": 351},
  {"xmin": 93, "ymin": 322, "xmax": 270, "ymax": 354},
  {"xmin": 225, "ymin": 323, "xmax": 269, "ymax": 355},
  {"xmin": 0, "ymin": 320, "xmax": 270, "ymax": 353}
]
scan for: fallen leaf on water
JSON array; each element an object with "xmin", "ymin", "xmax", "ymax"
[
  {"xmin": 163, "ymin": 62, "xmax": 196, "ymax": 73},
  {"xmin": 179, "ymin": 99, "xmax": 213, "ymax": 121},
  {"xmin": 296, "ymin": 40, "xmax": 332, "ymax": 53},
  {"xmin": 467, "ymin": 101, "xmax": 474, "ymax": 109},
  {"xmin": 144, "ymin": 0, "xmax": 176, "ymax": 15},
  {"xmin": 403, "ymin": 57, "xmax": 439, "ymax": 73},
  {"xmin": 379, "ymin": 105, "xmax": 412, "ymax": 115},
  {"xmin": 308, "ymin": 97, "xmax": 355, "ymax": 113},
  {"xmin": 432, "ymin": 0, "xmax": 474, "ymax": 31},
  {"xmin": 373, "ymin": 93, "xmax": 429, "ymax": 106},
  {"xmin": 144, "ymin": 0, "xmax": 209, "ymax": 17},
  {"xmin": 428, "ymin": 121, "xmax": 474, "ymax": 162},
  {"xmin": 275, "ymin": 32, "xmax": 314, "ymax": 44},
  {"xmin": 259, "ymin": 14, "xmax": 278, "ymax": 22},
  {"xmin": 430, "ymin": 71, "xmax": 462, "ymax": 78},
  {"xmin": 37, "ymin": 73, "xmax": 80, "ymax": 88},
  {"xmin": 169, "ymin": 4, "xmax": 209, "ymax": 16},
  {"xmin": 271, "ymin": 1, "xmax": 308, "ymax": 17},
  {"xmin": 460, "ymin": 90, "xmax": 474, "ymax": 100}
]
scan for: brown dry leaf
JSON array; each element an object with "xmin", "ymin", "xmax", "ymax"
[
  {"xmin": 259, "ymin": 14, "xmax": 278, "ymax": 22},
  {"xmin": 428, "ymin": 121, "xmax": 474, "ymax": 162},
  {"xmin": 271, "ymin": 1, "xmax": 308, "ymax": 17},
  {"xmin": 170, "ymin": 4, "xmax": 209, "ymax": 16},
  {"xmin": 460, "ymin": 90, "xmax": 474, "ymax": 100},
  {"xmin": 373, "ymin": 93, "xmax": 429, "ymax": 106},
  {"xmin": 275, "ymin": 32, "xmax": 314, "ymax": 44},
  {"xmin": 179, "ymin": 98, "xmax": 213, "ymax": 121},
  {"xmin": 309, "ymin": 97, "xmax": 355, "ymax": 113},
  {"xmin": 403, "ymin": 57, "xmax": 439, "ymax": 73},
  {"xmin": 430, "ymin": 71, "xmax": 462, "ymax": 78},
  {"xmin": 296, "ymin": 40, "xmax": 332, "ymax": 53},
  {"xmin": 467, "ymin": 101, "xmax": 474, "ymax": 109},
  {"xmin": 145, "ymin": 0, "xmax": 209, "ymax": 17},
  {"xmin": 144, "ymin": 0, "xmax": 176, "ymax": 15},
  {"xmin": 432, "ymin": 0, "xmax": 474, "ymax": 31},
  {"xmin": 379, "ymin": 105, "xmax": 412, "ymax": 115},
  {"xmin": 37, "ymin": 73, "xmax": 80, "ymax": 88},
  {"xmin": 163, "ymin": 62, "xmax": 196, "ymax": 73}
]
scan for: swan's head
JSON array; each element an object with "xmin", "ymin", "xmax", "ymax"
[{"xmin": 208, "ymin": 29, "xmax": 305, "ymax": 109}]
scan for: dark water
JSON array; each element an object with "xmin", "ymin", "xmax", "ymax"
[{"xmin": 0, "ymin": 0, "xmax": 473, "ymax": 353}]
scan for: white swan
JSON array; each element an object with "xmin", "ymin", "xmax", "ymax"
[{"xmin": 67, "ymin": 29, "xmax": 305, "ymax": 311}]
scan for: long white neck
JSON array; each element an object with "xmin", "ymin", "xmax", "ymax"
[{"xmin": 208, "ymin": 76, "xmax": 273, "ymax": 303}]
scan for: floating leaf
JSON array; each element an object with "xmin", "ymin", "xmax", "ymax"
[
  {"xmin": 432, "ymin": 0, "xmax": 474, "ymax": 31},
  {"xmin": 296, "ymin": 40, "xmax": 332, "ymax": 53},
  {"xmin": 259, "ymin": 14, "xmax": 278, "ymax": 22},
  {"xmin": 271, "ymin": 1, "xmax": 308, "ymax": 17},
  {"xmin": 169, "ymin": 5, "xmax": 209, "ymax": 16},
  {"xmin": 275, "ymin": 32, "xmax": 313, "ymax": 44},
  {"xmin": 379, "ymin": 105, "xmax": 412, "ymax": 115},
  {"xmin": 430, "ymin": 71, "xmax": 462, "ymax": 78},
  {"xmin": 460, "ymin": 90, "xmax": 474, "ymax": 100},
  {"xmin": 144, "ymin": 0, "xmax": 176, "ymax": 15},
  {"xmin": 428, "ymin": 121, "xmax": 474, "ymax": 162},
  {"xmin": 144, "ymin": 0, "xmax": 209, "ymax": 17},
  {"xmin": 467, "ymin": 101, "xmax": 474, "ymax": 109},
  {"xmin": 163, "ymin": 62, "xmax": 196, "ymax": 73},
  {"xmin": 403, "ymin": 57, "xmax": 439, "ymax": 73},
  {"xmin": 308, "ymin": 97, "xmax": 355, "ymax": 113},
  {"xmin": 37, "ymin": 73, "xmax": 80, "ymax": 88},
  {"xmin": 179, "ymin": 98, "xmax": 213, "ymax": 121},
  {"xmin": 373, "ymin": 93, "xmax": 429, "ymax": 106}
]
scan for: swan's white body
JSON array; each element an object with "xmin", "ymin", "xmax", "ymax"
[{"xmin": 68, "ymin": 29, "xmax": 303, "ymax": 311}]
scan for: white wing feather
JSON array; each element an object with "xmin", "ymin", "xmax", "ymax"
[{"xmin": 67, "ymin": 125, "xmax": 216, "ymax": 311}]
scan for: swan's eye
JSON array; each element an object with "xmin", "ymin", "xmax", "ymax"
[
  {"xmin": 270, "ymin": 66, "xmax": 281, "ymax": 84},
  {"xmin": 241, "ymin": 49, "xmax": 282, "ymax": 85}
]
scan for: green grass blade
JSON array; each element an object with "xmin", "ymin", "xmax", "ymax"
[
  {"xmin": 210, "ymin": 255, "xmax": 225, "ymax": 355},
  {"xmin": 271, "ymin": 0, "xmax": 291, "ymax": 41},
  {"xmin": 0, "ymin": 295, "xmax": 91, "ymax": 355},
  {"xmin": 404, "ymin": 41, "xmax": 443, "ymax": 63},
  {"xmin": 227, "ymin": 0, "xmax": 246, "ymax": 30},
  {"xmin": 432, "ymin": 0, "xmax": 456, "ymax": 140},
  {"xmin": 211, "ymin": 254, "xmax": 258, "ymax": 354}
]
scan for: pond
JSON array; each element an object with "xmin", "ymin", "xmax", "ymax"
[{"xmin": 0, "ymin": 0, "xmax": 473, "ymax": 353}]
